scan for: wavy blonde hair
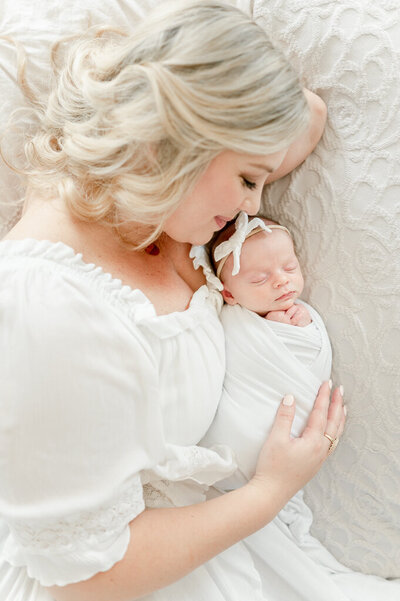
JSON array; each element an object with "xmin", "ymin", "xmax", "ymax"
[{"xmin": 5, "ymin": 0, "xmax": 309, "ymax": 248}]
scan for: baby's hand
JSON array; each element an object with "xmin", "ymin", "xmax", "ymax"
[
  {"xmin": 265, "ymin": 304, "xmax": 311, "ymax": 327},
  {"xmin": 265, "ymin": 310, "xmax": 292, "ymax": 325},
  {"xmin": 287, "ymin": 304, "xmax": 312, "ymax": 326}
]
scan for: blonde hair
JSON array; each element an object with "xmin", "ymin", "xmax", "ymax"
[{"xmin": 5, "ymin": 0, "xmax": 309, "ymax": 248}]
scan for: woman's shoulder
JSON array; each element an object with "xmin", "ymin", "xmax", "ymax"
[
  {"xmin": 0, "ymin": 239, "xmax": 160, "ymax": 404},
  {"xmin": 0, "ymin": 238, "xmax": 158, "ymax": 349}
]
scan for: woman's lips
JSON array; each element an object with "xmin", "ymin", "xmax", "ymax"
[{"xmin": 276, "ymin": 291, "xmax": 295, "ymax": 301}]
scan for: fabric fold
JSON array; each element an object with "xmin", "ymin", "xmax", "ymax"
[{"xmin": 201, "ymin": 300, "xmax": 332, "ymax": 487}]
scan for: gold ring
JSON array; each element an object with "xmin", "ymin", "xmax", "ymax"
[{"xmin": 324, "ymin": 433, "xmax": 339, "ymax": 455}]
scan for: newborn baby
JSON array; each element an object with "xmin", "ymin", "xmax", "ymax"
[{"xmin": 201, "ymin": 211, "xmax": 332, "ymax": 489}]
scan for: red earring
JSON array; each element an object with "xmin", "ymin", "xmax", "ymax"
[{"xmin": 144, "ymin": 243, "xmax": 160, "ymax": 256}]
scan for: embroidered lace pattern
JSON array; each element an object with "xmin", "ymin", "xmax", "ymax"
[
  {"xmin": 253, "ymin": 0, "xmax": 400, "ymax": 578},
  {"xmin": 7, "ymin": 479, "xmax": 145, "ymax": 554}
]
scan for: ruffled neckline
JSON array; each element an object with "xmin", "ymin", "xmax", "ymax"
[{"xmin": 0, "ymin": 238, "xmax": 222, "ymax": 338}]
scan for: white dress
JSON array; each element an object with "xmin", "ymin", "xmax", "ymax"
[{"xmin": 0, "ymin": 239, "xmax": 398, "ymax": 601}]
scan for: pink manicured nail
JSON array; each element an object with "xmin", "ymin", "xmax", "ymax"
[
  {"xmin": 283, "ymin": 394, "xmax": 294, "ymax": 406},
  {"xmin": 339, "ymin": 384, "xmax": 344, "ymax": 396},
  {"xmin": 328, "ymin": 379, "xmax": 333, "ymax": 390}
]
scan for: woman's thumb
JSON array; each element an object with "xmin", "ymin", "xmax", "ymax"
[{"xmin": 272, "ymin": 394, "xmax": 296, "ymax": 438}]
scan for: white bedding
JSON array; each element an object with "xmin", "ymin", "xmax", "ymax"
[{"xmin": 250, "ymin": 0, "xmax": 400, "ymax": 578}]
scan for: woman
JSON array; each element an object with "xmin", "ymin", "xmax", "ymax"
[{"xmin": 0, "ymin": 2, "xmax": 345, "ymax": 600}]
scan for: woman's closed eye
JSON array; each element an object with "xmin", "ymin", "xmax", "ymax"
[{"xmin": 241, "ymin": 177, "xmax": 257, "ymax": 190}]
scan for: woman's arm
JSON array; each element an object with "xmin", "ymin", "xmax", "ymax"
[
  {"xmin": 47, "ymin": 383, "xmax": 345, "ymax": 601},
  {"xmin": 266, "ymin": 89, "xmax": 327, "ymax": 184}
]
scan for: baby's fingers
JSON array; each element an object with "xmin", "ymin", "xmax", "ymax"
[{"xmin": 285, "ymin": 304, "xmax": 298, "ymax": 319}]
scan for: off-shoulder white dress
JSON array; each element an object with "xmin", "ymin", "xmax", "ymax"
[{"xmin": 0, "ymin": 240, "xmax": 398, "ymax": 601}]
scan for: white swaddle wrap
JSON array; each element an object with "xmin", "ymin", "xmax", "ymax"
[
  {"xmin": 201, "ymin": 297, "xmax": 400, "ymax": 600},
  {"xmin": 201, "ymin": 299, "xmax": 332, "ymax": 489}
]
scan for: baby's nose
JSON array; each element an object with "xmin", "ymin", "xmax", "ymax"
[{"xmin": 273, "ymin": 272, "xmax": 289, "ymax": 288}]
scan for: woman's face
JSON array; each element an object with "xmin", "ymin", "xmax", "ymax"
[{"xmin": 163, "ymin": 149, "xmax": 287, "ymax": 245}]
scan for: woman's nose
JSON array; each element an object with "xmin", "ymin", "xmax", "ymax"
[{"xmin": 240, "ymin": 192, "xmax": 262, "ymax": 215}]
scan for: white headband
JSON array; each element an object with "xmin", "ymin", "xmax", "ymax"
[{"xmin": 214, "ymin": 211, "xmax": 291, "ymax": 278}]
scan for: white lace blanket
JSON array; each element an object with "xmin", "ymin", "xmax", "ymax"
[
  {"xmin": 246, "ymin": 0, "xmax": 400, "ymax": 579},
  {"xmin": 201, "ymin": 300, "xmax": 331, "ymax": 489}
]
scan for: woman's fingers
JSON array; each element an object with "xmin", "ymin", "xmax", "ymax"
[
  {"xmin": 337, "ymin": 411, "xmax": 346, "ymax": 439},
  {"xmin": 270, "ymin": 394, "xmax": 296, "ymax": 439},
  {"xmin": 302, "ymin": 380, "xmax": 331, "ymax": 435},
  {"xmin": 334, "ymin": 387, "xmax": 346, "ymax": 440},
  {"xmin": 269, "ymin": 383, "xmax": 347, "ymax": 462},
  {"xmin": 303, "ymin": 381, "xmax": 346, "ymax": 452},
  {"xmin": 324, "ymin": 385, "xmax": 344, "ymax": 438},
  {"xmin": 253, "ymin": 384, "xmax": 346, "ymax": 499}
]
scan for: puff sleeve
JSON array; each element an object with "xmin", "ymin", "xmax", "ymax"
[{"xmin": 0, "ymin": 254, "xmax": 165, "ymax": 586}]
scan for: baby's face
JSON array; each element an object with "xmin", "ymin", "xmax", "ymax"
[{"xmin": 221, "ymin": 229, "xmax": 304, "ymax": 315}]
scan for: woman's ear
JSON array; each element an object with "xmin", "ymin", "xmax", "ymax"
[{"xmin": 221, "ymin": 287, "xmax": 237, "ymax": 305}]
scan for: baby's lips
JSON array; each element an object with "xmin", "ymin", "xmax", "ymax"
[{"xmin": 275, "ymin": 290, "xmax": 295, "ymax": 301}]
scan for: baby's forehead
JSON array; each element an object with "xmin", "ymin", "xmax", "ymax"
[
  {"xmin": 213, "ymin": 218, "xmax": 296, "ymax": 282},
  {"xmin": 242, "ymin": 228, "xmax": 295, "ymax": 257}
]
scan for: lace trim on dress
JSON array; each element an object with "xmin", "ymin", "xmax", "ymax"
[
  {"xmin": 4, "ymin": 477, "xmax": 144, "ymax": 554},
  {"xmin": 141, "ymin": 443, "xmax": 237, "ymax": 488}
]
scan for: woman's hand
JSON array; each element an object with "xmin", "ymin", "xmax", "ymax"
[{"xmin": 249, "ymin": 382, "xmax": 346, "ymax": 503}]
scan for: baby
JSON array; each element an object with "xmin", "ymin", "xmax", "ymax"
[
  {"xmin": 214, "ymin": 213, "xmax": 312, "ymax": 326},
  {"xmin": 201, "ymin": 211, "xmax": 332, "ymax": 489}
]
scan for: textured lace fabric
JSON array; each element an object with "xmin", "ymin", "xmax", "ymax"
[
  {"xmin": 5, "ymin": 478, "xmax": 144, "ymax": 554},
  {"xmin": 253, "ymin": 0, "xmax": 400, "ymax": 578}
]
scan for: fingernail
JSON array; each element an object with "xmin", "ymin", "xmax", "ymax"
[
  {"xmin": 344, "ymin": 405, "xmax": 347, "ymax": 416},
  {"xmin": 283, "ymin": 394, "xmax": 294, "ymax": 406},
  {"xmin": 328, "ymin": 379, "xmax": 332, "ymax": 390},
  {"xmin": 339, "ymin": 384, "xmax": 344, "ymax": 396}
]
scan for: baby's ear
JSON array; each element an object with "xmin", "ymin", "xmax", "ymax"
[{"xmin": 221, "ymin": 287, "xmax": 237, "ymax": 305}]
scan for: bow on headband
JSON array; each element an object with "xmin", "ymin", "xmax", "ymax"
[{"xmin": 214, "ymin": 211, "xmax": 272, "ymax": 278}]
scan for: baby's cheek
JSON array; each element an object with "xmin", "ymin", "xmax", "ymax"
[{"xmin": 297, "ymin": 272, "xmax": 305, "ymax": 294}]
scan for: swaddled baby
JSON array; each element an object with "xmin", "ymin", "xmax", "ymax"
[{"xmin": 201, "ymin": 211, "xmax": 332, "ymax": 490}]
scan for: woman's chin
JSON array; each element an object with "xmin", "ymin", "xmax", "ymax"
[{"xmin": 189, "ymin": 231, "xmax": 215, "ymax": 246}]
